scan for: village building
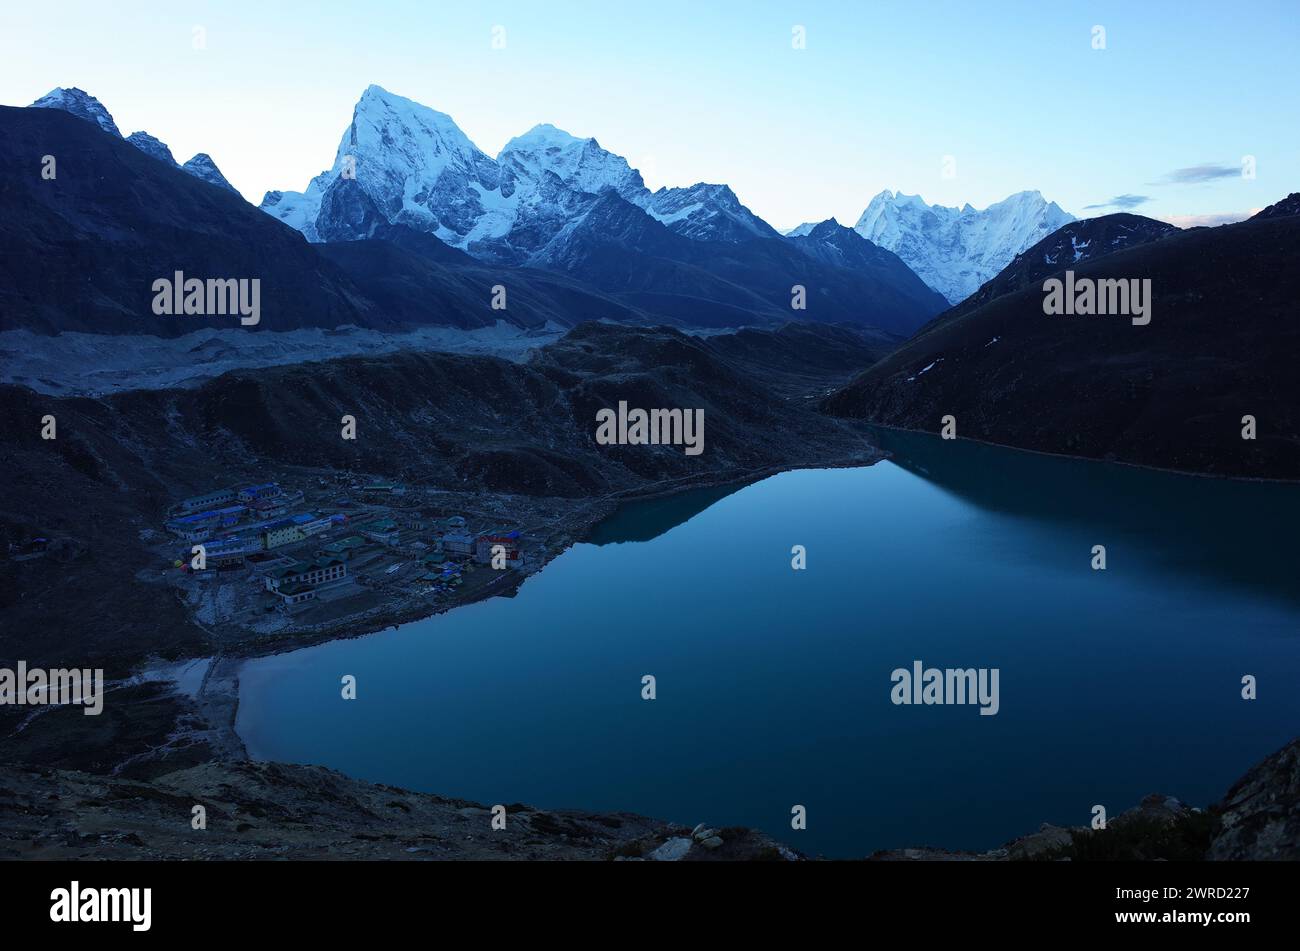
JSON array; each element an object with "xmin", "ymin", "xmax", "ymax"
[
  {"xmin": 201, "ymin": 535, "xmax": 264, "ymax": 567},
  {"xmin": 441, "ymin": 531, "xmax": 475, "ymax": 556},
  {"xmin": 248, "ymin": 494, "xmax": 292, "ymax": 518},
  {"xmin": 298, "ymin": 515, "xmax": 335, "ymax": 537},
  {"xmin": 474, "ymin": 535, "xmax": 523, "ymax": 568},
  {"xmin": 264, "ymin": 557, "xmax": 348, "ymax": 594},
  {"xmin": 422, "ymin": 560, "xmax": 462, "ymax": 587},
  {"xmin": 273, "ymin": 581, "xmax": 317, "ymax": 611},
  {"xmin": 357, "ymin": 519, "xmax": 401, "ymax": 546},
  {"xmin": 175, "ymin": 487, "xmax": 238, "ymax": 513},
  {"xmin": 264, "ymin": 523, "xmax": 306, "ymax": 549},
  {"xmin": 261, "ymin": 512, "xmax": 330, "ymax": 549},
  {"xmin": 165, "ymin": 505, "xmax": 247, "ymax": 541},
  {"xmin": 317, "ymin": 535, "xmax": 369, "ymax": 560},
  {"xmin": 238, "ymin": 483, "xmax": 282, "ymax": 504}
]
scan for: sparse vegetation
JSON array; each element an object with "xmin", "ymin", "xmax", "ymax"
[{"xmin": 1032, "ymin": 811, "xmax": 1221, "ymax": 862}]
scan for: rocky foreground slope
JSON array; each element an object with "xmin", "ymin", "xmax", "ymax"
[
  {"xmin": 0, "ymin": 760, "xmax": 793, "ymax": 861},
  {"xmin": 2, "ymin": 737, "xmax": 1296, "ymax": 861}
]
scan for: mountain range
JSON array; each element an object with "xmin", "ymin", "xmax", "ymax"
[
  {"xmin": 853, "ymin": 189, "xmax": 1076, "ymax": 304},
  {"xmin": 22, "ymin": 77, "xmax": 1293, "ymax": 481},
  {"xmin": 6, "ymin": 85, "xmax": 958, "ymax": 338},
  {"xmin": 259, "ymin": 86, "xmax": 1068, "ymax": 312},
  {"xmin": 255, "ymin": 85, "xmax": 949, "ymax": 332},
  {"xmin": 31, "ymin": 87, "xmax": 240, "ymax": 194},
  {"xmin": 260, "ymin": 85, "xmax": 779, "ymax": 258},
  {"xmin": 0, "ymin": 105, "xmax": 650, "ymax": 336}
]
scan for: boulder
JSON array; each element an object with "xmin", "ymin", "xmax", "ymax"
[
  {"xmin": 647, "ymin": 837, "xmax": 693, "ymax": 862},
  {"xmin": 1208, "ymin": 738, "xmax": 1300, "ymax": 860}
]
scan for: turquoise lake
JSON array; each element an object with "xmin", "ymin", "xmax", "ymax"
[{"xmin": 236, "ymin": 430, "xmax": 1300, "ymax": 857}]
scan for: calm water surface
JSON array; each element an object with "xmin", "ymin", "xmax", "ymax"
[{"xmin": 237, "ymin": 431, "xmax": 1300, "ymax": 857}]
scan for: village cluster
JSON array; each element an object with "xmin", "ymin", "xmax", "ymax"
[{"xmin": 161, "ymin": 478, "xmax": 529, "ymax": 625}]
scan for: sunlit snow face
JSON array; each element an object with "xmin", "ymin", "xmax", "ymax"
[
  {"xmin": 253, "ymin": 85, "xmax": 775, "ymax": 256},
  {"xmin": 854, "ymin": 190, "xmax": 1075, "ymax": 303}
]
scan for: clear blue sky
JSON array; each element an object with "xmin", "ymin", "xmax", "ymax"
[{"xmin": 3, "ymin": 0, "xmax": 1296, "ymax": 229}]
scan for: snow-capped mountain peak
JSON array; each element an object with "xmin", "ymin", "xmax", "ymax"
[
  {"xmin": 259, "ymin": 86, "xmax": 780, "ymax": 257},
  {"xmin": 499, "ymin": 123, "xmax": 645, "ymax": 199},
  {"xmin": 500, "ymin": 122, "xmax": 585, "ymax": 153},
  {"xmin": 126, "ymin": 131, "xmax": 177, "ymax": 165},
  {"xmin": 182, "ymin": 153, "xmax": 240, "ymax": 195},
  {"xmin": 261, "ymin": 84, "xmax": 502, "ymax": 245},
  {"xmin": 348, "ymin": 85, "xmax": 490, "ymax": 170},
  {"xmin": 29, "ymin": 87, "xmax": 241, "ymax": 198},
  {"xmin": 638, "ymin": 182, "xmax": 779, "ymax": 241},
  {"xmin": 854, "ymin": 189, "xmax": 1075, "ymax": 303},
  {"xmin": 29, "ymin": 87, "xmax": 121, "ymax": 137}
]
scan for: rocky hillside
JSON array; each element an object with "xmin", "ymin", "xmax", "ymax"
[
  {"xmin": 1252, "ymin": 192, "xmax": 1300, "ymax": 221},
  {"xmin": 874, "ymin": 737, "xmax": 1300, "ymax": 862},
  {"xmin": 0, "ymin": 322, "xmax": 880, "ymax": 678},
  {"xmin": 0, "ymin": 760, "xmax": 794, "ymax": 861},
  {"xmin": 929, "ymin": 213, "xmax": 1178, "ymax": 328},
  {"xmin": 1208, "ymin": 736, "xmax": 1300, "ymax": 860},
  {"xmin": 3, "ymin": 736, "xmax": 1296, "ymax": 861},
  {"xmin": 1, "ymin": 107, "xmax": 374, "ymax": 336},
  {"xmin": 822, "ymin": 209, "xmax": 1300, "ymax": 479},
  {"xmin": 529, "ymin": 191, "xmax": 948, "ymax": 335}
]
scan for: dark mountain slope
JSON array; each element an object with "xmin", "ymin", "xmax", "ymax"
[
  {"xmin": 532, "ymin": 191, "xmax": 785, "ymax": 327},
  {"xmin": 784, "ymin": 219, "xmax": 950, "ymax": 327},
  {"xmin": 316, "ymin": 230, "xmax": 646, "ymax": 330},
  {"xmin": 1252, "ymin": 192, "xmax": 1300, "ymax": 220},
  {"xmin": 705, "ymin": 322, "xmax": 902, "ymax": 399},
  {"xmin": 535, "ymin": 192, "xmax": 948, "ymax": 335},
  {"xmin": 931, "ymin": 213, "xmax": 1178, "ymax": 328},
  {"xmin": 821, "ymin": 212, "xmax": 1300, "ymax": 479},
  {"xmin": 0, "ymin": 106, "xmax": 377, "ymax": 335}
]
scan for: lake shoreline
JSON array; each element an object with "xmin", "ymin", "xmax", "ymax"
[
  {"xmin": 863, "ymin": 421, "xmax": 1300, "ymax": 485},
  {"xmin": 184, "ymin": 450, "xmax": 888, "ymax": 771}
]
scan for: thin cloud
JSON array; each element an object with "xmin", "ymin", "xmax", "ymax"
[
  {"xmin": 1160, "ymin": 210, "xmax": 1257, "ymax": 229},
  {"xmin": 1084, "ymin": 194, "xmax": 1152, "ymax": 210},
  {"xmin": 1156, "ymin": 163, "xmax": 1240, "ymax": 184}
]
